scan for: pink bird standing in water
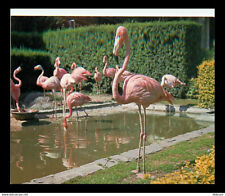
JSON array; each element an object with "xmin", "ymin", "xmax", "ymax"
[
  {"xmin": 161, "ymin": 74, "xmax": 186, "ymax": 88},
  {"xmin": 94, "ymin": 67, "xmax": 102, "ymax": 94},
  {"xmin": 63, "ymin": 92, "xmax": 91, "ymax": 128},
  {"xmin": 71, "ymin": 62, "xmax": 92, "ymax": 92},
  {"xmin": 112, "ymin": 26, "xmax": 173, "ymax": 176},
  {"xmin": 53, "ymin": 57, "xmax": 68, "ymax": 80},
  {"xmin": 34, "ymin": 64, "xmax": 61, "ymax": 118},
  {"xmin": 11, "ymin": 66, "xmax": 22, "ymax": 112},
  {"xmin": 102, "ymin": 55, "xmax": 116, "ymax": 79},
  {"xmin": 60, "ymin": 73, "xmax": 76, "ymax": 117}
]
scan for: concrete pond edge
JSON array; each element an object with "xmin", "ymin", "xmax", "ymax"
[{"xmin": 23, "ymin": 123, "xmax": 215, "ymax": 184}]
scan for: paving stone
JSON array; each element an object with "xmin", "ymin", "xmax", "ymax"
[{"xmin": 145, "ymin": 143, "xmax": 163, "ymax": 154}]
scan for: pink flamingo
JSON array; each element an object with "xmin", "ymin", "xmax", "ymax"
[
  {"xmin": 102, "ymin": 55, "xmax": 116, "ymax": 79},
  {"xmin": 35, "ymin": 69, "xmax": 48, "ymax": 97},
  {"xmin": 112, "ymin": 26, "xmax": 173, "ymax": 175},
  {"xmin": 94, "ymin": 67, "xmax": 102, "ymax": 94},
  {"xmin": 53, "ymin": 57, "xmax": 68, "ymax": 80},
  {"xmin": 63, "ymin": 92, "xmax": 91, "ymax": 128},
  {"xmin": 161, "ymin": 74, "xmax": 186, "ymax": 88},
  {"xmin": 34, "ymin": 65, "xmax": 61, "ymax": 118},
  {"xmin": 71, "ymin": 62, "xmax": 92, "ymax": 92},
  {"xmin": 60, "ymin": 73, "xmax": 76, "ymax": 116},
  {"xmin": 11, "ymin": 66, "xmax": 22, "ymax": 112}
]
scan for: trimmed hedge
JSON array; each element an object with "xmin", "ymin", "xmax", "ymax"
[
  {"xmin": 11, "ymin": 48, "xmax": 53, "ymax": 93},
  {"xmin": 11, "ymin": 31, "xmax": 45, "ymax": 50},
  {"xmin": 43, "ymin": 21, "xmax": 202, "ymax": 97}
]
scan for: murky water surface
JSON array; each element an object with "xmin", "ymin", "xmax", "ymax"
[{"xmin": 10, "ymin": 112, "xmax": 211, "ymax": 183}]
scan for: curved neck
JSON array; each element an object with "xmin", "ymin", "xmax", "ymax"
[
  {"xmin": 37, "ymin": 68, "xmax": 44, "ymax": 86},
  {"xmin": 13, "ymin": 70, "xmax": 22, "ymax": 87},
  {"xmin": 112, "ymin": 37, "xmax": 130, "ymax": 104},
  {"xmin": 103, "ymin": 56, "xmax": 108, "ymax": 75}
]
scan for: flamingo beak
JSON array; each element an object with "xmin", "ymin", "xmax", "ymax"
[
  {"xmin": 113, "ymin": 36, "xmax": 120, "ymax": 56},
  {"xmin": 34, "ymin": 65, "xmax": 40, "ymax": 70},
  {"xmin": 16, "ymin": 66, "xmax": 22, "ymax": 72}
]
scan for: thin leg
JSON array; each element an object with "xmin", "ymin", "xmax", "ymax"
[
  {"xmin": 142, "ymin": 106, "xmax": 147, "ymax": 174},
  {"xmin": 63, "ymin": 88, "xmax": 66, "ymax": 117},
  {"xmin": 136, "ymin": 105, "xmax": 144, "ymax": 173},
  {"xmin": 80, "ymin": 106, "xmax": 88, "ymax": 117},
  {"xmin": 52, "ymin": 89, "xmax": 57, "ymax": 118}
]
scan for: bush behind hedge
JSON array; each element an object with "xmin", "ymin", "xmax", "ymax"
[{"xmin": 43, "ymin": 21, "xmax": 202, "ymax": 97}]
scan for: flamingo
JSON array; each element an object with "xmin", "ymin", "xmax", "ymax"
[
  {"xmin": 34, "ymin": 65, "xmax": 61, "ymax": 118},
  {"xmin": 102, "ymin": 55, "xmax": 116, "ymax": 79},
  {"xmin": 161, "ymin": 74, "xmax": 186, "ymax": 88},
  {"xmin": 71, "ymin": 62, "xmax": 92, "ymax": 91},
  {"xmin": 112, "ymin": 26, "xmax": 173, "ymax": 175},
  {"xmin": 63, "ymin": 92, "xmax": 91, "ymax": 128},
  {"xmin": 11, "ymin": 66, "xmax": 22, "ymax": 112},
  {"xmin": 94, "ymin": 67, "xmax": 102, "ymax": 94},
  {"xmin": 60, "ymin": 73, "xmax": 76, "ymax": 117},
  {"xmin": 35, "ymin": 70, "xmax": 48, "ymax": 97},
  {"xmin": 53, "ymin": 57, "xmax": 68, "ymax": 80}
]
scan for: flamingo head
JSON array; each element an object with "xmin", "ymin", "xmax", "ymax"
[
  {"xmin": 113, "ymin": 26, "xmax": 128, "ymax": 57},
  {"xmin": 34, "ymin": 64, "xmax": 43, "ymax": 71},
  {"xmin": 71, "ymin": 62, "xmax": 77, "ymax": 70},
  {"xmin": 15, "ymin": 66, "xmax": 22, "ymax": 73},
  {"xmin": 103, "ymin": 55, "xmax": 107, "ymax": 63}
]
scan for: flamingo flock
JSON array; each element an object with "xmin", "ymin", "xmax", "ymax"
[{"xmin": 10, "ymin": 26, "xmax": 186, "ymax": 176}]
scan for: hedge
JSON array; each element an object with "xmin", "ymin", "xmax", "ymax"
[
  {"xmin": 196, "ymin": 59, "xmax": 215, "ymax": 108},
  {"xmin": 43, "ymin": 21, "xmax": 202, "ymax": 97},
  {"xmin": 11, "ymin": 31, "xmax": 45, "ymax": 50},
  {"xmin": 11, "ymin": 48, "xmax": 53, "ymax": 93}
]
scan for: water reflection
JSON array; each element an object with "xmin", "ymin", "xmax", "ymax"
[{"xmin": 10, "ymin": 112, "xmax": 211, "ymax": 184}]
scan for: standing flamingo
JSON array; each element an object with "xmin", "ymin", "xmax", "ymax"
[
  {"xmin": 71, "ymin": 62, "xmax": 92, "ymax": 91},
  {"xmin": 34, "ymin": 65, "xmax": 61, "ymax": 118},
  {"xmin": 112, "ymin": 26, "xmax": 173, "ymax": 175},
  {"xmin": 161, "ymin": 74, "xmax": 186, "ymax": 88},
  {"xmin": 60, "ymin": 73, "xmax": 76, "ymax": 117},
  {"xmin": 63, "ymin": 92, "xmax": 91, "ymax": 128},
  {"xmin": 102, "ymin": 55, "xmax": 116, "ymax": 79},
  {"xmin": 11, "ymin": 66, "xmax": 22, "ymax": 112},
  {"xmin": 94, "ymin": 67, "xmax": 102, "ymax": 94},
  {"xmin": 35, "ymin": 70, "xmax": 48, "ymax": 97},
  {"xmin": 53, "ymin": 57, "xmax": 68, "ymax": 80}
]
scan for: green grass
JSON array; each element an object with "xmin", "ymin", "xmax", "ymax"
[{"xmin": 64, "ymin": 132, "xmax": 214, "ymax": 184}]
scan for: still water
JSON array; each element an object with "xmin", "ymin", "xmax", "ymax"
[{"xmin": 10, "ymin": 112, "xmax": 211, "ymax": 184}]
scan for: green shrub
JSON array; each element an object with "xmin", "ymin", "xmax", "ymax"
[
  {"xmin": 43, "ymin": 21, "xmax": 202, "ymax": 97},
  {"xmin": 11, "ymin": 48, "xmax": 53, "ymax": 93},
  {"xmin": 196, "ymin": 59, "xmax": 215, "ymax": 108},
  {"xmin": 11, "ymin": 31, "xmax": 45, "ymax": 50}
]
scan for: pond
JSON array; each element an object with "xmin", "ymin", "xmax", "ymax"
[{"xmin": 10, "ymin": 111, "xmax": 212, "ymax": 184}]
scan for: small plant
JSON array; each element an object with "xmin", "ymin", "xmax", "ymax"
[
  {"xmin": 196, "ymin": 59, "xmax": 215, "ymax": 109},
  {"xmin": 150, "ymin": 145, "xmax": 215, "ymax": 184}
]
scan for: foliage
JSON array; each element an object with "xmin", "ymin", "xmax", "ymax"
[
  {"xmin": 186, "ymin": 78, "xmax": 199, "ymax": 99},
  {"xmin": 150, "ymin": 145, "xmax": 215, "ymax": 184},
  {"xmin": 196, "ymin": 59, "xmax": 215, "ymax": 108},
  {"xmin": 43, "ymin": 21, "xmax": 202, "ymax": 97},
  {"xmin": 11, "ymin": 31, "xmax": 45, "ymax": 50},
  {"xmin": 11, "ymin": 48, "xmax": 53, "ymax": 92}
]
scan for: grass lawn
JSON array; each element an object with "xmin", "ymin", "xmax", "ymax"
[{"xmin": 64, "ymin": 132, "xmax": 214, "ymax": 184}]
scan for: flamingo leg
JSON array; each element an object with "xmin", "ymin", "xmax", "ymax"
[
  {"xmin": 52, "ymin": 89, "xmax": 57, "ymax": 118},
  {"xmin": 142, "ymin": 106, "xmax": 147, "ymax": 174},
  {"xmin": 136, "ymin": 105, "xmax": 144, "ymax": 173},
  {"xmin": 16, "ymin": 100, "xmax": 22, "ymax": 112},
  {"xmin": 63, "ymin": 88, "xmax": 66, "ymax": 117}
]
